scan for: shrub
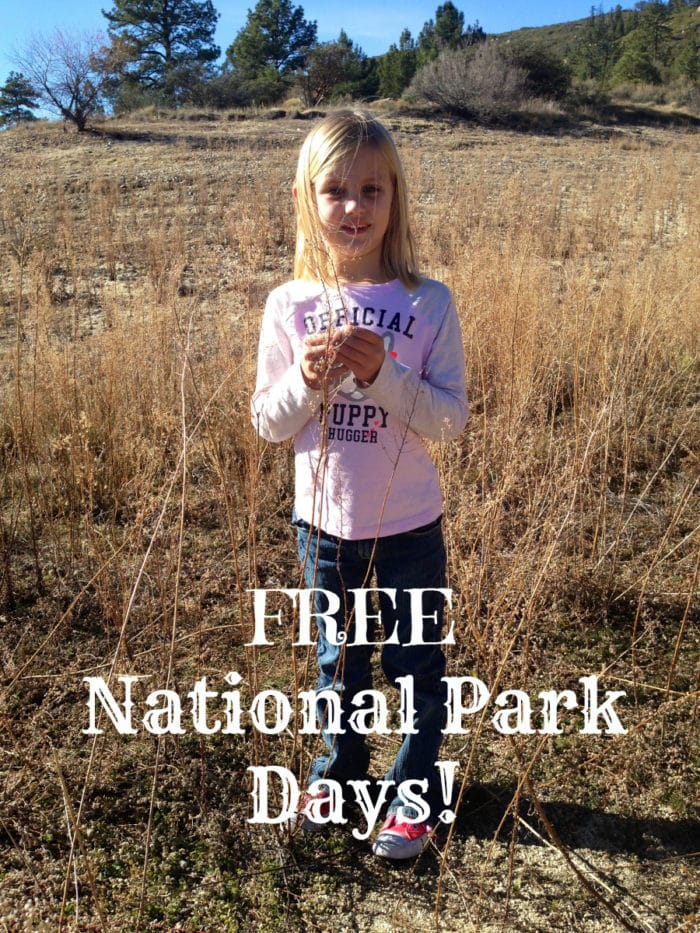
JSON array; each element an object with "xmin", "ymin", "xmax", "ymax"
[
  {"xmin": 611, "ymin": 81, "xmax": 670, "ymax": 104},
  {"xmin": 676, "ymin": 79, "xmax": 700, "ymax": 114},
  {"xmin": 409, "ymin": 43, "xmax": 527, "ymax": 119},
  {"xmin": 504, "ymin": 44, "xmax": 572, "ymax": 101},
  {"xmin": 191, "ymin": 68, "xmax": 286, "ymax": 109}
]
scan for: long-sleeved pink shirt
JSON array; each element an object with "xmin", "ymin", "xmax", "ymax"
[{"xmin": 251, "ymin": 277, "xmax": 468, "ymax": 540}]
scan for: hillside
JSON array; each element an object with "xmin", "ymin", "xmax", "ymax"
[
  {"xmin": 493, "ymin": 13, "xmax": 592, "ymax": 59},
  {"xmin": 492, "ymin": 2, "xmax": 700, "ymax": 80}
]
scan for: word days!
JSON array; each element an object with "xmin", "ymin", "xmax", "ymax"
[
  {"xmin": 83, "ymin": 673, "xmax": 627, "ymax": 739},
  {"xmin": 247, "ymin": 765, "xmax": 459, "ymax": 839}
]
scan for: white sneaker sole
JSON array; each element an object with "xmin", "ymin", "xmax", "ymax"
[{"xmin": 372, "ymin": 829, "xmax": 431, "ymax": 859}]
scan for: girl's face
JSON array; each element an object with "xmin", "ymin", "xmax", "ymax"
[{"xmin": 312, "ymin": 143, "xmax": 394, "ymax": 283}]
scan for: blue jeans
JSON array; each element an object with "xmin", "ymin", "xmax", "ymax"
[{"xmin": 295, "ymin": 515, "xmax": 448, "ymax": 820}]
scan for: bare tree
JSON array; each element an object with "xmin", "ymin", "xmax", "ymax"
[{"xmin": 15, "ymin": 30, "xmax": 105, "ymax": 131}]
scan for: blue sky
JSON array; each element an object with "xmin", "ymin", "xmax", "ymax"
[{"xmin": 2, "ymin": 0, "xmax": 606, "ymax": 84}]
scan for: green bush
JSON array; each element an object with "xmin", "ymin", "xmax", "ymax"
[{"xmin": 505, "ymin": 45, "xmax": 572, "ymax": 100}]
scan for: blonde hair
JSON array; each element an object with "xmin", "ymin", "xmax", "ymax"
[{"xmin": 293, "ymin": 110, "xmax": 420, "ymax": 288}]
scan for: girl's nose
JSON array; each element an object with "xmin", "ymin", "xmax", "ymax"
[{"xmin": 344, "ymin": 197, "xmax": 359, "ymax": 214}]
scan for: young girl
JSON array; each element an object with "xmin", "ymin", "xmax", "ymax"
[{"xmin": 251, "ymin": 111, "xmax": 468, "ymax": 859}]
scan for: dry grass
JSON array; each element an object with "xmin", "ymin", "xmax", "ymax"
[{"xmin": 0, "ymin": 111, "xmax": 698, "ymax": 932}]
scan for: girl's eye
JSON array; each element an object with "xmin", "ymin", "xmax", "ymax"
[{"xmin": 320, "ymin": 185, "xmax": 381, "ymax": 198}]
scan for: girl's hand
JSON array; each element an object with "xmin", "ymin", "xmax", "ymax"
[
  {"xmin": 300, "ymin": 332, "xmax": 349, "ymax": 390},
  {"xmin": 332, "ymin": 326, "xmax": 386, "ymax": 385}
]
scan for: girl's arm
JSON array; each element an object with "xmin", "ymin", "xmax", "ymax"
[
  {"xmin": 251, "ymin": 300, "xmax": 321, "ymax": 443},
  {"xmin": 359, "ymin": 296, "xmax": 469, "ymax": 442}
]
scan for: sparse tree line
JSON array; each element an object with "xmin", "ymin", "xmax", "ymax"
[{"xmin": 1, "ymin": 0, "xmax": 698, "ymax": 130}]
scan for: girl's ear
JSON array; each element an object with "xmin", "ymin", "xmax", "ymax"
[{"xmin": 292, "ymin": 185, "xmax": 298, "ymax": 203}]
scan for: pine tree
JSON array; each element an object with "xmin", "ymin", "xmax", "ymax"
[
  {"xmin": 674, "ymin": 35, "xmax": 699, "ymax": 81},
  {"xmin": 415, "ymin": 3, "xmax": 483, "ymax": 68},
  {"xmin": 0, "ymin": 72, "xmax": 39, "ymax": 127},
  {"xmin": 434, "ymin": 2, "xmax": 465, "ymax": 49},
  {"xmin": 225, "ymin": 0, "xmax": 316, "ymax": 88},
  {"xmin": 102, "ymin": 0, "xmax": 220, "ymax": 108},
  {"xmin": 377, "ymin": 30, "xmax": 417, "ymax": 98},
  {"xmin": 636, "ymin": 0, "xmax": 673, "ymax": 63},
  {"xmin": 613, "ymin": 1, "xmax": 672, "ymax": 84},
  {"xmin": 612, "ymin": 4, "xmax": 627, "ymax": 41},
  {"xmin": 613, "ymin": 40, "xmax": 662, "ymax": 83},
  {"xmin": 574, "ymin": 6, "xmax": 620, "ymax": 84}
]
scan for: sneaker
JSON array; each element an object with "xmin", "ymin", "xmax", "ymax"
[
  {"xmin": 290, "ymin": 789, "xmax": 331, "ymax": 834},
  {"xmin": 371, "ymin": 813, "xmax": 433, "ymax": 860}
]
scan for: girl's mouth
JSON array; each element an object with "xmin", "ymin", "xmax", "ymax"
[{"xmin": 341, "ymin": 223, "xmax": 370, "ymax": 235}]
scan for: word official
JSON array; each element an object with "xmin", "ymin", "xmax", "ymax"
[{"xmin": 303, "ymin": 305, "xmax": 416, "ymax": 338}]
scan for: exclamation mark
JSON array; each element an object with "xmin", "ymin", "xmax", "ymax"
[{"xmin": 436, "ymin": 761, "xmax": 457, "ymax": 824}]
